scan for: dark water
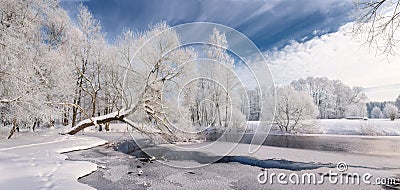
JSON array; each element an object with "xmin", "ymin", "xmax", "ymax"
[
  {"xmin": 115, "ymin": 138, "xmax": 400, "ymax": 173},
  {"xmin": 115, "ymin": 140, "xmax": 336, "ymax": 171},
  {"xmin": 113, "ymin": 132, "xmax": 400, "ymax": 172},
  {"xmin": 112, "ymin": 135, "xmax": 400, "ymax": 190},
  {"xmin": 208, "ymin": 133, "xmax": 400, "ymax": 156}
]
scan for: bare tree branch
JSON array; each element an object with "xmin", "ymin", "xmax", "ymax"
[{"xmin": 354, "ymin": 0, "xmax": 400, "ymax": 56}]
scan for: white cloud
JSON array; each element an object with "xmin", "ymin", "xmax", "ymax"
[{"xmin": 264, "ymin": 23, "xmax": 400, "ymax": 101}]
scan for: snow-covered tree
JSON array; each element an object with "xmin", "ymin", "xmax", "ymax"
[
  {"xmin": 66, "ymin": 22, "xmax": 198, "ymax": 142},
  {"xmin": 384, "ymin": 104, "xmax": 399, "ymax": 121},
  {"xmin": 0, "ymin": 1, "xmax": 249, "ymax": 141},
  {"xmin": 68, "ymin": 5, "xmax": 108, "ymax": 128},
  {"xmin": 395, "ymin": 94, "xmax": 400, "ymax": 110},
  {"xmin": 204, "ymin": 28, "xmax": 243, "ymax": 129},
  {"xmin": 275, "ymin": 86, "xmax": 318, "ymax": 133},
  {"xmin": 291, "ymin": 77, "xmax": 334, "ymax": 118},
  {"xmin": 179, "ymin": 28, "xmax": 245, "ymax": 132},
  {"xmin": 243, "ymin": 89, "xmax": 261, "ymax": 121},
  {"xmin": 366, "ymin": 101, "xmax": 393, "ymax": 117},
  {"xmin": 291, "ymin": 77, "xmax": 367, "ymax": 119},
  {"xmin": 0, "ymin": 0, "xmax": 75, "ymax": 138},
  {"xmin": 371, "ymin": 107, "xmax": 383, "ymax": 119},
  {"xmin": 345, "ymin": 103, "xmax": 368, "ymax": 118},
  {"xmin": 114, "ymin": 28, "xmax": 137, "ymax": 108}
]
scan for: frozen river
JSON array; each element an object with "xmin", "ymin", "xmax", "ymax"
[
  {"xmin": 67, "ymin": 132, "xmax": 400, "ymax": 189},
  {"xmin": 208, "ymin": 133, "xmax": 400, "ymax": 156}
]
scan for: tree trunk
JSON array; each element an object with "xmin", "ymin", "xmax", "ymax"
[
  {"xmin": 49, "ymin": 118, "xmax": 55, "ymax": 128},
  {"xmin": 7, "ymin": 118, "xmax": 18, "ymax": 139},
  {"xmin": 62, "ymin": 107, "xmax": 69, "ymax": 126},
  {"xmin": 71, "ymin": 106, "xmax": 78, "ymax": 128},
  {"xmin": 104, "ymin": 106, "xmax": 110, "ymax": 131},
  {"xmin": 65, "ymin": 106, "xmax": 177, "ymax": 143},
  {"xmin": 285, "ymin": 104, "xmax": 290, "ymax": 132},
  {"xmin": 72, "ymin": 59, "xmax": 86, "ymax": 127},
  {"xmin": 105, "ymin": 122, "xmax": 110, "ymax": 131},
  {"xmin": 91, "ymin": 92, "xmax": 97, "ymax": 117},
  {"xmin": 31, "ymin": 119, "xmax": 36, "ymax": 132},
  {"xmin": 225, "ymin": 92, "xmax": 229, "ymax": 128},
  {"xmin": 216, "ymin": 103, "xmax": 222, "ymax": 127},
  {"xmin": 66, "ymin": 111, "xmax": 127, "ymax": 135}
]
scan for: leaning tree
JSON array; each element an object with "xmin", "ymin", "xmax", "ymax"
[{"xmin": 65, "ymin": 23, "xmax": 197, "ymax": 142}]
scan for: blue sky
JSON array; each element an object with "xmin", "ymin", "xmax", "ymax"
[
  {"xmin": 60, "ymin": 0, "xmax": 400, "ymax": 101},
  {"xmin": 60, "ymin": 0, "xmax": 353, "ymax": 51}
]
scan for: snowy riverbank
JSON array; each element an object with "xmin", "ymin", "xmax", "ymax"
[
  {"xmin": 248, "ymin": 119, "xmax": 400, "ymax": 136},
  {"xmin": 69, "ymin": 132, "xmax": 400, "ymax": 189},
  {"xmin": 0, "ymin": 130, "xmax": 107, "ymax": 189},
  {"xmin": 1, "ymin": 126, "xmax": 400, "ymax": 189}
]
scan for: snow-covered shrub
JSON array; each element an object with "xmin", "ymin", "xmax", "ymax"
[
  {"xmin": 384, "ymin": 104, "xmax": 399, "ymax": 121},
  {"xmin": 345, "ymin": 103, "xmax": 368, "ymax": 118},
  {"xmin": 227, "ymin": 109, "xmax": 246, "ymax": 132},
  {"xmin": 275, "ymin": 85, "xmax": 318, "ymax": 133},
  {"xmin": 359, "ymin": 123, "xmax": 379, "ymax": 136},
  {"xmin": 371, "ymin": 107, "xmax": 383, "ymax": 119},
  {"xmin": 294, "ymin": 120, "xmax": 320, "ymax": 134}
]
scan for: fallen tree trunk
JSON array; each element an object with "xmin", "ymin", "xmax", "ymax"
[
  {"xmin": 64, "ymin": 107, "xmax": 178, "ymax": 143},
  {"xmin": 65, "ymin": 56, "xmax": 183, "ymax": 143},
  {"xmin": 66, "ymin": 108, "xmax": 134, "ymax": 135}
]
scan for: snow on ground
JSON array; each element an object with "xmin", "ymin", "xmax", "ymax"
[
  {"xmin": 0, "ymin": 119, "xmax": 397, "ymax": 189},
  {"xmin": 317, "ymin": 119, "xmax": 400, "ymax": 135},
  {"xmin": 248, "ymin": 119, "xmax": 400, "ymax": 135},
  {"xmin": 0, "ymin": 129, "xmax": 107, "ymax": 190}
]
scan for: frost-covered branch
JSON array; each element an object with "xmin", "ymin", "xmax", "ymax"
[{"xmin": 354, "ymin": 0, "xmax": 400, "ymax": 56}]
